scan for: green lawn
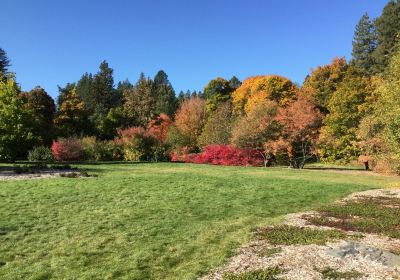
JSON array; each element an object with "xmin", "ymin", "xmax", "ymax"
[{"xmin": 0, "ymin": 163, "xmax": 398, "ymax": 279}]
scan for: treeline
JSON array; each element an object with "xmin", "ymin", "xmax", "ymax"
[{"xmin": 1, "ymin": 1, "xmax": 400, "ymax": 173}]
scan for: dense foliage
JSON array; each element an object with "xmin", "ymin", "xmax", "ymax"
[{"xmin": 1, "ymin": 1, "xmax": 400, "ymax": 173}]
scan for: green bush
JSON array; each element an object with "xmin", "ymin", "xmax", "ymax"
[
  {"xmin": 80, "ymin": 137, "xmax": 123, "ymax": 161},
  {"xmin": 27, "ymin": 146, "xmax": 54, "ymax": 162}
]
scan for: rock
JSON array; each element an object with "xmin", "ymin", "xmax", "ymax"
[{"xmin": 326, "ymin": 241, "xmax": 400, "ymax": 267}]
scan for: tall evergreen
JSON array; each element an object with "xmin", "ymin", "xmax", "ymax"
[
  {"xmin": 153, "ymin": 70, "xmax": 177, "ymax": 116},
  {"xmin": 91, "ymin": 60, "xmax": 118, "ymax": 111},
  {"xmin": 373, "ymin": 0, "xmax": 400, "ymax": 73},
  {"xmin": 76, "ymin": 73, "xmax": 94, "ymax": 112},
  {"xmin": 0, "ymin": 48, "xmax": 11, "ymax": 81},
  {"xmin": 351, "ymin": 14, "xmax": 376, "ymax": 75}
]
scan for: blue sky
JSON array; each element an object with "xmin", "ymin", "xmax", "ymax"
[{"xmin": 1, "ymin": 0, "xmax": 388, "ymax": 98}]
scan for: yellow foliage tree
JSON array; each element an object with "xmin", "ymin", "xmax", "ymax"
[{"xmin": 232, "ymin": 75, "xmax": 297, "ymax": 115}]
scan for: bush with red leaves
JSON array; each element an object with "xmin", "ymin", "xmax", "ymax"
[
  {"xmin": 184, "ymin": 145, "xmax": 263, "ymax": 166},
  {"xmin": 51, "ymin": 137, "xmax": 84, "ymax": 161}
]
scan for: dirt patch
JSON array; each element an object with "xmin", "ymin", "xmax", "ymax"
[{"xmin": 200, "ymin": 188, "xmax": 400, "ymax": 280}]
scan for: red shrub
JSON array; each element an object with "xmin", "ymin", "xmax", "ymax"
[
  {"xmin": 185, "ymin": 145, "xmax": 263, "ymax": 166},
  {"xmin": 51, "ymin": 137, "xmax": 84, "ymax": 161}
]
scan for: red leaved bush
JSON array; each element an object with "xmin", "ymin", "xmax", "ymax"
[
  {"xmin": 51, "ymin": 137, "xmax": 84, "ymax": 161},
  {"xmin": 184, "ymin": 145, "xmax": 263, "ymax": 166}
]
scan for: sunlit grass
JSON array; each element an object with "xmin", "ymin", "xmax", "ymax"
[{"xmin": 0, "ymin": 163, "xmax": 397, "ymax": 279}]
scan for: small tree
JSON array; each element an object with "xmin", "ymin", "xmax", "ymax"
[{"xmin": 268, "ymin": 93, "xmax": 322, "ymax": 169}]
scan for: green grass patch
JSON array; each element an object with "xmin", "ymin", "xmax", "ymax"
[
  {"xmin": 317, "ymin": 267, "xmax": 364, "ymax": 279},
  {"xmin": 0, "ymin": 163, "xmax": 397, "ymax": 279},
  {"xmin": 256, "ymin": 225, "xmax": 346, "ymax": 245},
  {"xmin": 305, "ymin": 196, "xmax": 400, "ymax": 238},
  {"xmin": 222, "ymin": 266, "xmax": 285, "ymax": 280}
]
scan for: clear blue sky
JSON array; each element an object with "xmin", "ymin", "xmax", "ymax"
[{"xmin": 1, "ymin": 0, "xmax": 388, "ymax": 98}]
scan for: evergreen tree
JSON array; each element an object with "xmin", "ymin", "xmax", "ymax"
[
  {"xmin": 153, "ymin": 70, "xmax": 177, "ymax": 116},
  {"xmin": 91, "ymin": 60, "xmax": 118, "ymax": 111},
  {"xmin": 123, "ymin": 73, "xmax": 157, "ymax": 126},
  {"xmin": 0, "ymin": 47, "xmax": 11, "ymax": 80},
  {"xmin": 351, "ymin": 14, "xmax": 377, "ymax": 75},
  {"xmin": 373, "ymin": 0, "xmax": 400, "ymax": 73},
  {"xmin": 21, "ymin": 86, "xmax": 56, "ymax": 146},
  {"xmin": 228, "ymin": 76, "xmax": 242, "ymax": 90},
  {"xmin": 76, "ymin": 73, "xmax": 94, "ymax": 111}
]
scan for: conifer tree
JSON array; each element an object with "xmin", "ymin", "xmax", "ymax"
[{"xmin": 352, "ymin": 14, "xmax": 376, "ymax": 75}]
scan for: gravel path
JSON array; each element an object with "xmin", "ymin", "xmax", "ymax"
[{"xmin": 200, "ymin": 188, "xmax": 400, "ymax": 280}]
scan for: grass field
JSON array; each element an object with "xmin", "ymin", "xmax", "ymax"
[{"xmin": 0, "ymin": 163, "xmax": 398, "ymax": 279}]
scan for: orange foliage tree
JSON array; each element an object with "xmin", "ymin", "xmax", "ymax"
[
  {"xmin": 302, "ymin": 57, "xmax": 348, "ymax": 113},
  {"xmin": 232, "ymin": 75, "xmax": 298, "ymax": 115},
  {"xmin": 266, "ymin": 93, "xmax": 322, "ymax": 168},
  {"xmin": 174, "ymin": 97, "xmax": 207, "ymax": 148}
]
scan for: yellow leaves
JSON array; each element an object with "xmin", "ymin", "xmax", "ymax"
[{"xmin": 232, "ymin": 75, "xmax": 298, "ymax": 115}]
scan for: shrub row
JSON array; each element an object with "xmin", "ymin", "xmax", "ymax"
[{"xmin": 173, "ymin": 145, "xmax": 264, "ymax": 167}]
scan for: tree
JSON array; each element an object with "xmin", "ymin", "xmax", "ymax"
[
  {"xmin": 232, "ymin": 75, "xmax": 297, "ymax": 115},
  {"xmin": 123, "ymin": 73, "xmax": 157, "ymax": 126},
  {"xmin": 147, "ymin": 113, "xmax": 172, "ymax": 143},
  {"xmin": 199, "ymin": 102, "xmax": 234, "ymax": 146},
  {"xmin": 268, "ymin": 93, "xmax": 322, "ymax": 168},
  {"xmin": 174, "ymin": 97, "xmax": 207, "ymax": 149},
  {"xmin": 228, "ymin": 76, "xmax": 242, "ymax": 90},
  {"xmin": 0, "ymin": 79, "xmax": 33, "ymax": 160},
  {"xmin": 373, "ymin": 0, "xmax": 400, "ymax": 73},
  {"xmin": 153, "ymin": 70, "xmax": 178, "ymax": 116},
  {"xmin": 203, "ymin": 77, "xmax": 237, "ymax": 112},
  {"xmin": 75, "ymin": 73, "xmax": 94, "ymax": 111},
  {"xmin": 0, "ymin": 47, "xmax": 11, "ymax": 80},
  {"xmin": 318, "ymin": 68, "xmax": 379, "ymax": 162},
  {"xmin": 351, "ymin": 14, "xmax": 377, "ymax": 75},
  {"xmin": 20, "ymin": 86, "xmax": 56, "ymax": 146},
  {"xmin": 54, "ymin": 88, "xmax": 89, "ymax": 137},
  {"xmin": 91, "ymin": 60, "xmax": 119, "ymax": 111},
  {"xmin": 359, "ymin": 50, "xmax": 400, "ymax": 173},
  {"xmin": 302, "ymin": 57, "xmax": 348, "ymax": 113},
  {"xmin": 231, "ymin": 100, "xmax": 279, "ymax": 166}
]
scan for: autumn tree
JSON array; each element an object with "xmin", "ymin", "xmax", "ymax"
[
  {"xmin": 351, "ymin": 14, "xmax": 377, "ymax": 75},
  {"xmin": 54, "ymin": 88, "xmax": 89, "ymax": 137},
  {"xmin": 232, "ymin": 75, "xmax": 297, "ymax": 115},
  {"xmin": 0, "ymin": 79, "xmax": 34, "ymax": 160},
  {"xmin": 199, "ymin": 102, "xmax": 234, "ymax": 146},
  {"xmin": 173, "ymin": 97, "xmax": 207, "ymax": 149},
  {"xmin": 268, "ymin": 93, "xmax": 322, "ymax": 168},
  {"xmin": 231, "ymin": 100, "xmax": 279, "ymax": 166},
  {"xmin": 318, "ymin": 68, "xmax": 379, "ymax": 162},
  {"xmin": 358, "ymin": 50, "xmax": 400, "ymax": 173},
  {"xmin": 147, "ymin": 113, "xmax": 173, "ymax": 143},
  {"xmin": 20, "ymin": 86, "xmax": 56, "ymax": 146},
  {"xmin": 302, "ymin": 57, "xmax": 348, "ymax": 114}
]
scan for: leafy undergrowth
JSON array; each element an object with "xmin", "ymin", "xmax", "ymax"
[
  {"xmin": 256, "ymin": 225, "xmax": 347, "ymax": 246},
  {"xmin": 222, "ymin": 266, "xmax": 285, "ymax": 280},
  {"xmin": 317, "ymin": 267, "xmax": 364, "ymax": 279},
  {"xmin": 305, "ymin": 196, "xmax": 400, "ymax": 238}
]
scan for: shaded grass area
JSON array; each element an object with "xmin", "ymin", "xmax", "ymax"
[
  {"xmin": 222, "ymin": 266, "xmax": 284, "ymax": 280},
  {"xmin": 317, "ymin": 267, "xmax": 364, "ymax": 279},
  {"xmin": 256, "ymin": 225, "xmax": 346, "ymax": 246},
  {"xmin": 305, "ymin": 196, "xmax": 400, "ymax": 238},
  {"xmin": 0, "ymin": 163, "xmax": 398, "ymax": 279}
]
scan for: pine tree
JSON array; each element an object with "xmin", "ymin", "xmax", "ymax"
[
  {"xmin": 373, "ymin": 0, "xmax": 400, "ymax": 73},
  {"xmin": 0, "ymin": 48, "xmax": 11, "ymax": 81},
  {"xmin": 351, "ymin": 14, "xmax": 376, "ymax": 75},
  {"xmin": 153, "ymin": 70, "xmax": 177, "ymax": 116},
  {"xmin": 91, "ymin": 61, "xmax": 118, "ymax": 111}
]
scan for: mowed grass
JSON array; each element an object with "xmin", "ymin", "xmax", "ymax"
[{"xmin": 0, "ymin": 163, "xmax": 398, "ymax": 279}]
